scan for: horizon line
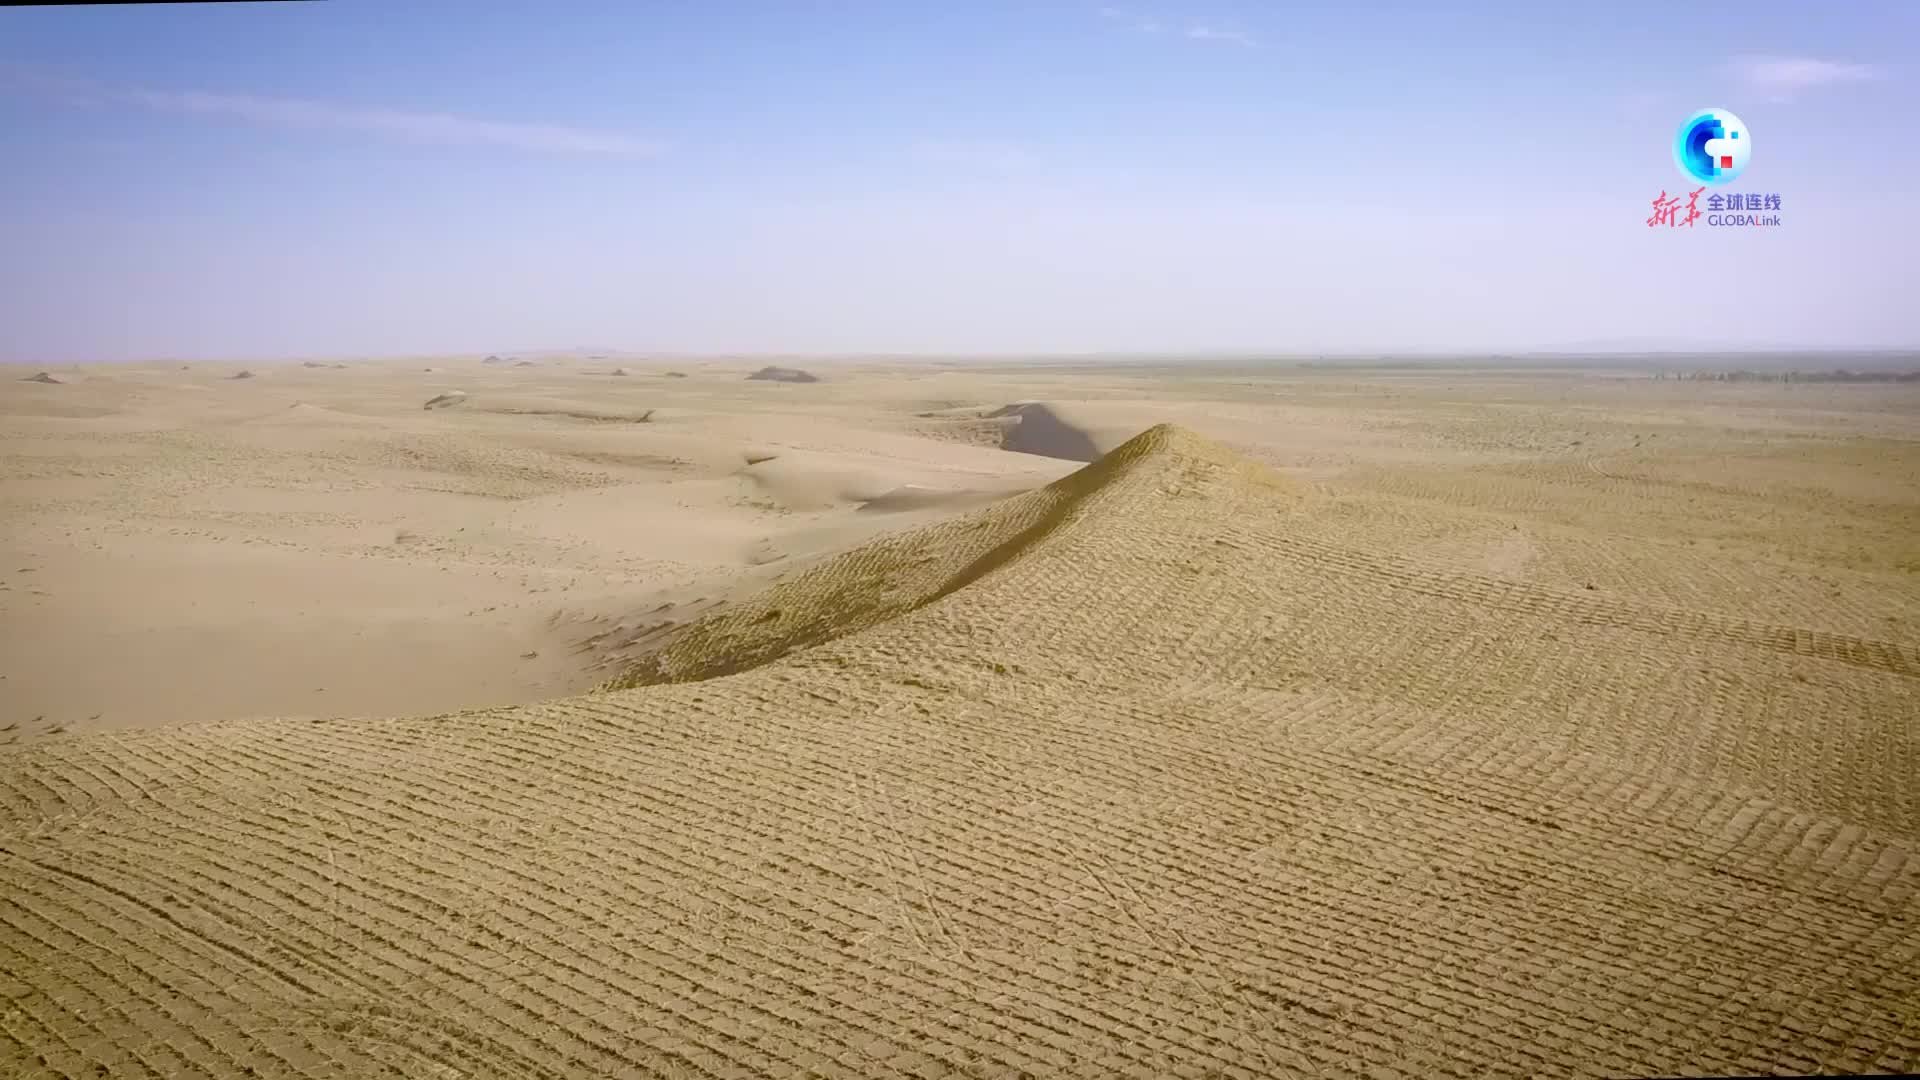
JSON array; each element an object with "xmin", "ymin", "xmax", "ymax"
[{"xmin": 9, "ymin": 346, "xmax": 1920, "ymax": 367}]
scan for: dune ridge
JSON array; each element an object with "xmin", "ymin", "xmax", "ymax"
[
  {"xmin": 1, "ymin": 424, "xmax": 1916, "ymax": 1078},
  {"xmin": 607, "ymin": 424, "xmax": 1264, "ymax": 686}
]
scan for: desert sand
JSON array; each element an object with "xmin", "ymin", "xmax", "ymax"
[{"xmin": 1, "ymin": 355, "xmax": 1917, "ymax": 1077}]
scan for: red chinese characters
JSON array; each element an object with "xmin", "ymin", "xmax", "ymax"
[
  {"xmin": 1648, "ymin": 188, "xmax": 1707, "ymax": 227},
  {"xmin": 1681, "ymin": 186, "xmax": 1705, "ymax": 227},
  {"xmin": 1647, "ymin": 190, "xmax": 1681, "ymax": 227}
]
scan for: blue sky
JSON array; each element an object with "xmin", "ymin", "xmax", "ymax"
[{"xmin": 1, "ymin": 1, "xmax": 1912, "ymax": 360}]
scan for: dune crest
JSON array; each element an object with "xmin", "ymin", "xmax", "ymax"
[{"xmin": 607, "ymin": 423, "xmax": 1256, "ymax": 686}]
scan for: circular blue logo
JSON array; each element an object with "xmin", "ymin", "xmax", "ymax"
[{"xmin": 1674, "ymin": 108, "xmax": 1751, "ymax": 186}]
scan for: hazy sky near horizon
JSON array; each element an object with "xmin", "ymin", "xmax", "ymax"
[{"xmin": 1, "ymin": 1, "xmax": 1914, "ymax": 361}]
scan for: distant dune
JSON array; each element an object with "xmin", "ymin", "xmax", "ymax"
[
  {"xmin": 911, "ymin": 400, "xmax": 1140, "ymax": 462},
  {"xmin": 988, "ymin": 400, "xmax": 1105, "ymax": 461},
  {"xmin": 747, "ymin": 365, "xmax": 821, "ymax": 383}
]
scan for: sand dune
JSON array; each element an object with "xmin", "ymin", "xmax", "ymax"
[
  {"xmin": 3, "ymin": 407, "xmax": 1917, "ymax": 1077},
  {"xmin": 6, "ymin": 357, "xmax": 1111, "ymax": 741},
  {"xmin": 909, "ymin": 400, "xmax": 1162, "ymax": 462},
  {"xmin": 988, "ymin": 400, "xmax": 1106, "ymax": 461},
  {"xmin": 748, "ymin": 365, "xmax": 822, "ymax": 383},
  {"xmin": 612, "ymin": 426, "xmax": 1241, "ymax": 686},
  {"xmin": 4, "ymin": 361, "xmax": 1918, "ymax": 1077}
]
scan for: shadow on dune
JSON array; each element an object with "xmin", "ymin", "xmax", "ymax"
[{"xmin": 988, "ymin": 402, "xmax": 1103, "ymax": 462}]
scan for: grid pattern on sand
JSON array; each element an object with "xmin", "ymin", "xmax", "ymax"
[{"xmin": 3, "ymin": 425, "xmax": 1917, "ymax": 1079}]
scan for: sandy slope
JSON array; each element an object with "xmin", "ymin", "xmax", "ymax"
[
  {"xmin": 2, "ymin": 378, "xmax": 1918, "ymax": 1077},
  {"xmin": 0, "ymin": 360, "xmax": 1076, "ymax": 733}
]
